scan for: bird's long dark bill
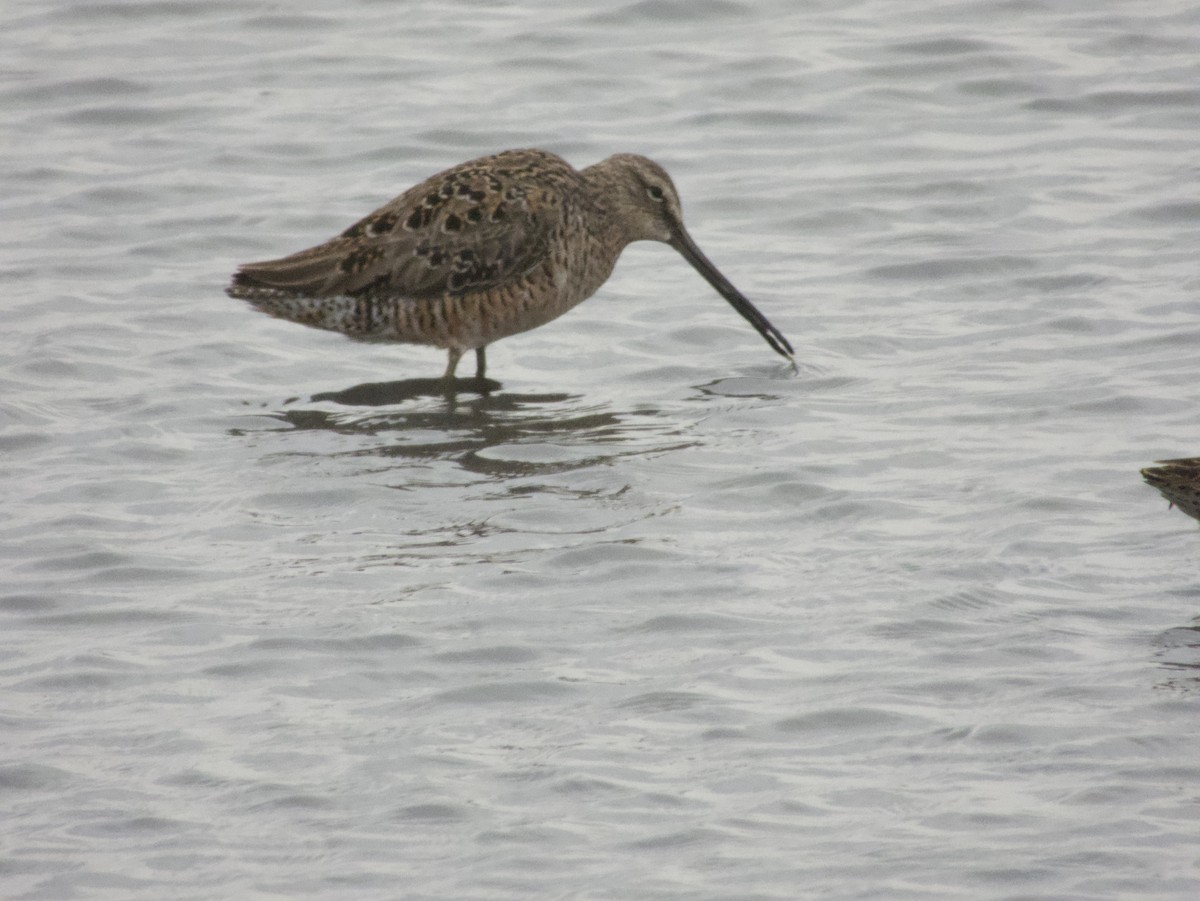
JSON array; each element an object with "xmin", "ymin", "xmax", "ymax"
[{"xmin": 672, "ymin": 230, "xmax": 794, "ymax": 360}]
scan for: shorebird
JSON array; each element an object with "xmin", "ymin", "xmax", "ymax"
[
  {"xmin": 1142, "ymin": 457, "xmax": 1200, "ymax": 523},
  {"xmin": 227, "ymin": 149, "xmax": 793, "ymax": 380}
]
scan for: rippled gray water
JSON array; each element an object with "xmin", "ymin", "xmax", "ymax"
[{"xmin": 4, "ymin": 1, "xmax": 1200, "ymax": 898}]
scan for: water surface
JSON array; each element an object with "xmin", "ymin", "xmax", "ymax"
[{"xmin": 3, "ymin": 1, "xmax": 1200, "ymax": 898}]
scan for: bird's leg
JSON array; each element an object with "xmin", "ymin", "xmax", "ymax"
[
  {"xmin": 443, "ymin": 348, "xmax": 463, "ymax": 380},
  {"xmin": 474, "ymin": 346, "xmax": 487, "ymax": 379}
]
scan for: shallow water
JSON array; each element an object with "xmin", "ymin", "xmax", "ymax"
[{"xmin": 3, "ymin": 1, "xmax": 1200, "ymax": 898}]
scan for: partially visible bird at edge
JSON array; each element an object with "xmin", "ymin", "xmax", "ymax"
[
  {"xmin": 1141, "ymin": 458, "xmax": 1200, "ymax": 524},
  {"xmin": 226, "ymin": 149, "xmax": 794, "ymax": 381}
]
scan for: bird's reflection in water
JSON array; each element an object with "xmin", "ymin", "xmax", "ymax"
[
  {"xmin": 310, "ymin": 376, "xmax": 503, "ymax": 407},
  {"xmin": 251, "ymin": 377, "xmax": 694, "ymax": 478},
  {"xmin": 1155, "ymin": 622, "xmax": 1200, "ymax": 695}
]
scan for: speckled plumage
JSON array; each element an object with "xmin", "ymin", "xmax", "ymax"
[
  {"xmin": 1142, "ymin": 458, "xmax": 1200, "ymax": 524},
  {"xmin": 227, "ymin": 149, "xmax": 793, "ymax": 379}
]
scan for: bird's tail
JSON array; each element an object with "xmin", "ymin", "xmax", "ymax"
[{"xmin": 227, "ymin": 273, "xmax": 392, "ymax": 338}]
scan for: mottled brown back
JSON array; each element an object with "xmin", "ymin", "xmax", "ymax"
[{"xmin": 228, "ymin": 149, "xmax": 584, "ymax": 302}]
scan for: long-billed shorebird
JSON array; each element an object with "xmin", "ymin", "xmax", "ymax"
[
  {"xmin": 1142, "ymin": 458, "xmax": 1200, "ymax": 523},
  {"xmin": 227, "ymin": 149, "xmax": 793, "ymax": 380}
]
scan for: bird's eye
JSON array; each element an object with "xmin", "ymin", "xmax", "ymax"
[{"xmin": 647, "ymin": 185, "xmax": 665, "ymax": 202}]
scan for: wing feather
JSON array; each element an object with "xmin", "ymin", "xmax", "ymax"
[{"xmin": 228, "ymin": 149, "xmax": 577, "ymax": 301}]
